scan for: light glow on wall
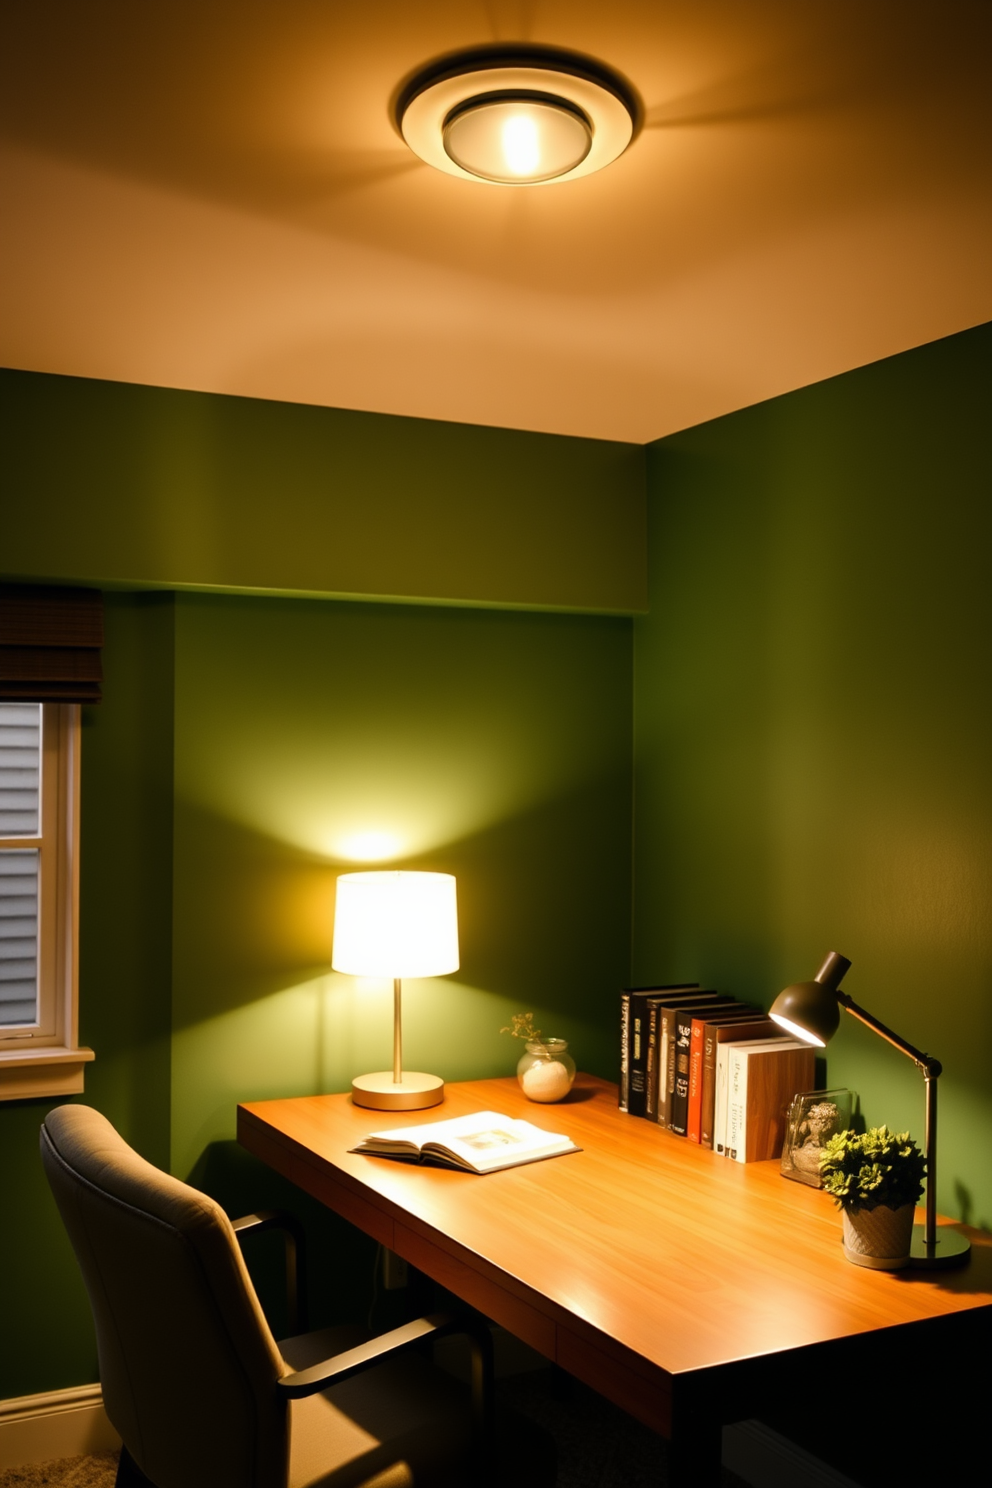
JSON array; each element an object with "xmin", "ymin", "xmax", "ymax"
[{"xmin": 335, "ymin": 830, "xmax": 404, "ymax": 862}]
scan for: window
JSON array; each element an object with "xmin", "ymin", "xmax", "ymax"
[
  {"xmin": 0, "ymin": 701, "xmax": 92, "ymax": 1098},
  {"xmin": 0, "ymin": 583, "xmax": 101, "ymax": 1097}
]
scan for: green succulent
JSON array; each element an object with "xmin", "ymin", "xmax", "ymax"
[{"xmin": 819, "ymin": 1125, "xmax": 926, "ymax": 1213}]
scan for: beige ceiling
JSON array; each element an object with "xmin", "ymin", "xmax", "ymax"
[{"xmin": 2, "ymin": 1, "xmax": 990, "ymax": 443}]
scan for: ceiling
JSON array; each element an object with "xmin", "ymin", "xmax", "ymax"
[{"xmin": 2, "ymin": 1, "xmax": 990, "ymax": 444}]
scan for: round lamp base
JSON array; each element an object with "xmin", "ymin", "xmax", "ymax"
[
  {"xmin": 908, "ymin": 1225, "xmax": 971, "ymax": 1269},
  {"xmin": 351, "ymin": 1071, "xmax": 445, "ymax": 1111},
  {"xmin": 843, "ymin": 1226, "xmax": 972, "ymax": 1270}
]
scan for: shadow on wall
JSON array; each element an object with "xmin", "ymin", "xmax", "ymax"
[{"xmin": 188, "ymin": 1139, "xmax": 379, "ymax": 1338}]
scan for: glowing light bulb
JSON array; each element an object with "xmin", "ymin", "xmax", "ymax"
[
  {"xmin": 502, "ymin": 113, "xmax": 540, "ymax": 176},
  {"xmin": 440, "ymin": 92, "xmax": 595, "ymax": 184}
]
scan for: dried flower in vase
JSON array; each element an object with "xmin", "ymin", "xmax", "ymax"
[
  {"xmin": 501, "ymin": 1012, "xmax": 576, "ymax": 1103},
  {"xmin": 500, "ymin": 1011, "xmax": 551, "ymax": 1056}
]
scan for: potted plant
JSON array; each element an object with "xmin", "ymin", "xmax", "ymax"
[
  {"xmin": 818, "ymin": 1125, "xmax": 926, "ymax": 1269},
  {"xmin": 501, "ymin": 1012, "xmax": 576, "ymax": 1103}
]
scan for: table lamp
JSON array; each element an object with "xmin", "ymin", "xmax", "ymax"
[
  {"xmin": 332, "ymin": 870, "xmax": 458, "ymax": 1111},
  {"xmin": 769, "ymin": 951, "xmax": 970, "ymax": 1268}
]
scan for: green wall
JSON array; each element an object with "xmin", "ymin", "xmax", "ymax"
[
  {"xmin": 0, "ymin": 369, "xmax": 646, "ymax": 614},
  {"xmin": 4, "ymin": 323, "xmax": 990, "ymax": 1412},
  {"xmin": 0, "ymin": 580, "xmax": 632, "ymax": 1398},
  {"xmin": 1, "ymin": 368, "xmax": 637, "ymax": 1396},
  {"xmin": 633, "ymin": 320, "xmax": 992, "ymax": 1226},
  {"xmin": 169, "ymin": 592, "xmax": 633, "ymax": 1180}
]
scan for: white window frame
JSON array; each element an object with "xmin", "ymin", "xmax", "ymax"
[{"xmin": 0, "ymin": 703, "xmax": 93, "ymax": 1099}]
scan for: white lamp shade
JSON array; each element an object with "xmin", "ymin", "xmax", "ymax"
[{"xmin": 332, "ymin": 871, "xmax": 459, "ymax": 979}]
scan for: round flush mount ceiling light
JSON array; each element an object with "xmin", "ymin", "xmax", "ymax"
[{"xmin": 396, "ymin": 46, "xmax": 639, "ymax": 187}]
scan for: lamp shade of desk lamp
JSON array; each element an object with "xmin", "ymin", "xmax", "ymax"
[
  {"xmin": 332, "ymin": 871, "xmax": 458, "ymax": 1111},
  {"xmin": 769, "ymin": 951, "xmax": 969, "ymax": 1268}
]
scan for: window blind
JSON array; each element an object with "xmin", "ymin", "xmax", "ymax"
[
  {"xmin": 0, "ymin": 850, "xmax": 39, "ymax": 1026},
  {"xmin": 0, "ymin": 585, "xmax": 104, "ymax": 703},
  {"xmin": 0, "ymin": 704, "xmax": 42, "ymax": 1027}
]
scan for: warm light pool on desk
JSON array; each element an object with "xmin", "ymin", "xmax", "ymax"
[{"xmin": 332, "ymin": 871, "xmax": 458, "ymax": 1112}]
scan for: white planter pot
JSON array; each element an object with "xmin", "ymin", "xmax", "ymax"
[{"xmin": 842, "ymin": 1203, "xmax": 916, "ymax": 1269}]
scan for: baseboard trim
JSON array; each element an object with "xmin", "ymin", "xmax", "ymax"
[
  {"xmin": 0, "ymin": 1384, "xmax": 120, "ymax": 1469},
  {"xmin": 724, "ymin": 1419, "xmax": 861, "ymax": 1488}
]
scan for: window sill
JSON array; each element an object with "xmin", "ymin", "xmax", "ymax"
[{"xmin": 0, "ymin": 1045, "xmax": 95, "ymax": 1101}]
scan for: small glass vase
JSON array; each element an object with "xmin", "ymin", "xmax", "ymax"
[{"xmin": 517, "ymin": 1039, "xmax": 576, "ymax": 1103}]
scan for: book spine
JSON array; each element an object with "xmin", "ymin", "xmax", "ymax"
[
  {"xmin": 686, "ymin": 1017, "xmax": 708, "ymax": 1142},
  {"xmin": 699, "ymin": 1022, "xmax": 719, "ymax": 1149},
  {"xmin": 714, "ymin": 1042, "xmax": 732, "ymax": 1154},
  {"xmin": 727, "ymin": 1046, "xmax": 749, "ymax": 1163},
  {"xmin": 619, "ymin": 993, "xmax": 631, "ymax": 1111},
  {"xmin": 645, "ymin": 1000, "xmax": 662, "ymax": 1121},
  {"xmin": 658, "ymin": 1006, "xmax": 678, "ymax": 1130},
  {"xmin": 701, "ymin": 1021, "xmax": 771, "ymax": 1149},
  {"xmin": 628, "ymin": 997, "xmax": 650, "ymax": 1117},
  {"xmin": 669, "ymin": 1011, "xmax": 694, "ymax": 1136}
]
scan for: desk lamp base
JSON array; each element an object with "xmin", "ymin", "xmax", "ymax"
[
  {"xmin": 843, "ymin": 1225, "xmax": 971, "ymax": 1271},
  {"xmin": 908, "ymin": 1225, "xmax": 971, "ymax": 1268},
  {"xmin": 351, "ymin": 1070, "xmax": 444, "ymax": 1111}
]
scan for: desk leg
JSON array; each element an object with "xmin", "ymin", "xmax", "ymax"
[{"xmin": 667, "ymin": 1400, "xmax": 723, "ymax": 1488}]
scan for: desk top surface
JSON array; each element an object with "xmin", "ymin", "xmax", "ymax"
[{"xmin": 239, "ymin": 1074, "xmax": 992, "ymax": 1379}]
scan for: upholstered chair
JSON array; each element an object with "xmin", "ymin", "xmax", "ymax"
[{"xmin": 41, "ymin": 1104, "xmax": 552, "ymax": 1488}]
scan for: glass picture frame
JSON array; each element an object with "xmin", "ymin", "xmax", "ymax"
[{"xmin": 780, "ymin": 1088, "xmax": 856, "ymax": 1188}]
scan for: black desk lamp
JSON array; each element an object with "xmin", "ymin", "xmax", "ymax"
[{"xmin": 769, "ymin": 951, "xmax": 970, "ymax": 1268}]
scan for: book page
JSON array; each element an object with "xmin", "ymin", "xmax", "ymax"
[
  {"xmin": 361, "ymin": 1110, "xmax": 574, "ymax": 1172},
  {"xmin": 431, "ymin": 1118, "xmax": 571, "ymax": 1171}
]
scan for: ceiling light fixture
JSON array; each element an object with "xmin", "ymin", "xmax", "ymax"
[{"xmin": 396, "ymin": 45, "xmax": 638, "ymax": 187}]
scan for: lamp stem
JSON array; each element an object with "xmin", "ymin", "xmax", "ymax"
[
  {"xmin": 925, "ymin": 1066, "xmax": 938, "ymax": 1251},
  {"xmin": 393, "ymin": 978, "xmax": 403, "ymax": 1085},
  {"xmin": 841, "ymin": 991, "xmax": 943, "ymax": 1253}
]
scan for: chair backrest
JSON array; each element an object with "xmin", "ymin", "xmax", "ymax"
[{"xmin": 41, "ymin": 1105, "xmax": 289, "ymax": 1488}]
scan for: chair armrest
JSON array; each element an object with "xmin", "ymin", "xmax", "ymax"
[
  {"xmin": 232, "ymin": 1209, "xmax": 308, "ymax": 1334},
  {"xmin": 278, "ymin": 1310, "xmax": 494, "ymax": 1460}
]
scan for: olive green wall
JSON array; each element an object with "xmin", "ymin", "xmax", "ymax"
[
  {"xmin": 1, "ymin": 369, "xmax": 637, "ymax": 1397},
  {"xmin": 633, "ymin": 321, "xmax": 992, "ymax": 1226},
  {"xmin": 1, "ymin": 369, "xmax": 646, "ymax": 614},
  {"xmin": 169, "ymin": 591, "xmax": 633, "ymax": 1179},
  {"xmin": 5, "ymin": 323, "xmax": 989, "ymax": 1409},
  {"xmin": 0, "ymin": 566, "xmax": 632, "ymax": 1400}
]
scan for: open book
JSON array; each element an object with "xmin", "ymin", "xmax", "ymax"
[{"xmin": 353, "ymin": 1110, "xmax": 580, "ymax": 1174}]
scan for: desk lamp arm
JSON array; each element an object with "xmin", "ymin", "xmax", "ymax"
[
  {"xmin": 838, "ymin": 991, "xmax": 941, "ymax": 1247},
  {"xmin": 837, "ymin": 991, "xmax": 941, "ymax": 1077}
]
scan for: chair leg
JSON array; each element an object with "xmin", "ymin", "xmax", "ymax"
[
  {"xmin": 466, "ymin": 1324, "xmax": 496, "ymax": 1486},
  {"xmin": 116, "ymin": 1445, "xmax": 158, "ymax": 1487}
]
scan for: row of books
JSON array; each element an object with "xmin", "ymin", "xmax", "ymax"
[{"xmin": 619, "ymin": 985, "xmax": 815, "ymax": 1162}]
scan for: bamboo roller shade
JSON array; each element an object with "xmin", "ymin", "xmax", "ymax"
[{"xmin": 0, "ymin": 585, "xmax": 104, "ymax": 703}]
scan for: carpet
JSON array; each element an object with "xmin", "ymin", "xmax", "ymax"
[{"xmin": 0, "ymin": 1454, "xmax": 117, "ymax": 1487}]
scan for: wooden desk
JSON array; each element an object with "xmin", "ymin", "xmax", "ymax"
[{"xmin": 238, "ymin": 1076, "xmax": 992, "ymax": 1487}]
